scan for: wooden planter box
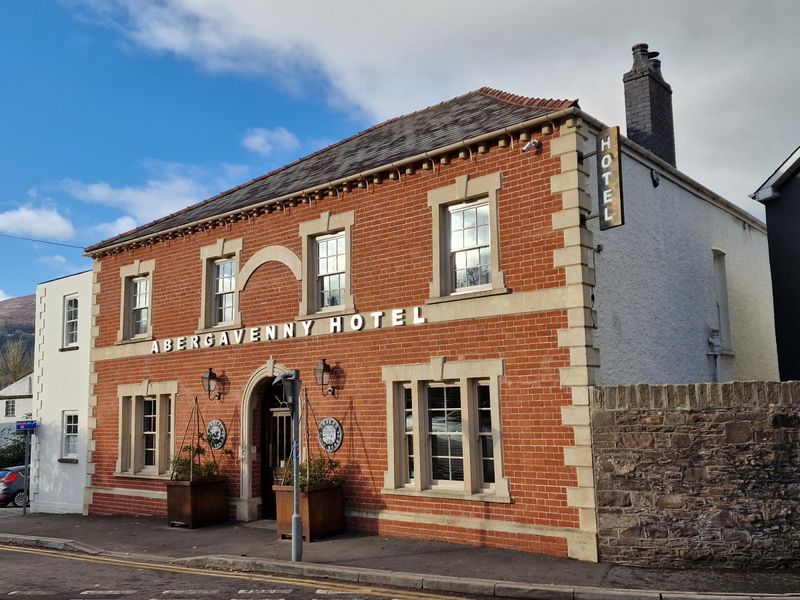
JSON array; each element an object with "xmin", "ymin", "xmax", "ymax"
[
  {"xmin": 167, "ymin": 477, "xmax": 227, "ymax": 528},
  {"xmin": 272, "ymin": 483, "xmax": 344, "ymax": 541}
]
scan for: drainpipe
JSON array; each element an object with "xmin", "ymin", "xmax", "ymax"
[{"xmin": 708, "ymin": 328, "xmax": 721, "ymax": 383}]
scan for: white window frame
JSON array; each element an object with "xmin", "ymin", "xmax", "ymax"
[
  {"xmin": 198, "ymin": 238, "xmax": 243, "ymax": 331},
  {"xmin": 382, "ymin": 358, "xmax": 510, "ymax": 502},
  {"xmin": 62, "ymin": 411, "xmax": 79, "ymax": 459},
  {"xmin": 118, "ymin": 259, "xmax": 155, "ymax": 342},
  {"xmin": 4, "ymin": 400, "xmax": 14, "ymax": 418},
  {"xmin": 448, "ymin": 201, "xmax": 493, "ymax": 293},
  {"xmin": 116, "ymin": 380, "xmax": 176, "ymax": 477},
  {"xmin": 428, "ymin": 172, "xmax": 506, "ymax": 302},
  {"xmin": 314, "ymin": 231, "xmax": 346, "ymax": 310},
  {"xmin": 63, "ymin": 295, "xmax": 79, "ymax": 348},
  {"xmin": 298, "ymin": 211, "xmax": 355, "ymax": 317},
  {"xmin": 712, "ymin": 249, "xmax": 733, "ymax": 352}
]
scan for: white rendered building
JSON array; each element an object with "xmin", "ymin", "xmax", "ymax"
[
  {"xmin": 0, "ymin": 374, "xmax": 33, "ymax": 445},
  {"xmin": 30, "ymin": 271, "xmax": 92, "ymax": 514}
]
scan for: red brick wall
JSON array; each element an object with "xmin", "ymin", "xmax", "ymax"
[{"xmin": 89, "ymin": 131, "xmax": 579, "ymax": 554}]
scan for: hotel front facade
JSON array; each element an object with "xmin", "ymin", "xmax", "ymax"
[{"xmin": 84, "ymin": 90, "xmax": 603, "ymax": 560}]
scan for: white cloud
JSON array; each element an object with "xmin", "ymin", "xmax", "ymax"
[
  {"xmin": 35, "ymin": 254, "xmax": 68, "ymax": 268},
  {"xmin": 0, "ymin": 205, "xmax": 75, "ymax": 240},
  {"xmin": 73, "ymin": 0, "xmax": 800, "ymax": 217},
  {"xmin": 0, "ymin": 289, "xmax": 9, "ymax": 302},
  {"xmin": 61, "ymin": 160, "xmax": 253, "ymax": 224},
  {"xmin": 94, "ymin": 215, "xmax": 138, "ymax": 238},
  {"xmin": 241, "ymin": 127, "xmax": 300, "ymax": 157}
]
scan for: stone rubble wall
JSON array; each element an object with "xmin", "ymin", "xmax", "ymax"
[{"xmin": 591, "ymin": 382, "xmax": 800, "ymax": 568}]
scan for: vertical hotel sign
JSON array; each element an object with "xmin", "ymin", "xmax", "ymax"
[{"xmin": 597, "ymin": 126, "xmax": 624, "ymax": 230}]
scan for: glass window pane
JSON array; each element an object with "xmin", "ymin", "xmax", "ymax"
[
  {"xmin": 466, "ymin": 248, "xmax": 479, "ymax": 268},
  {"xmin": 477, "ymin": 205, "xmax": 489, "ymax": 225},
  {"xmin": 451, "ymin": 458, "xmax": 464, "ymax": 481},
  {"xmin": 463, "ymin": 207, "xmax": 476, "ymax": 228},
  {"xmin": 477, "ymin": 225, "xmax": 490, "ymax": 246},
  {"xmin": 463, "ymin": 227, "xmax": 476, "ymax": 247},
  {"xmin": 450, "ymin": 231, "xmax": 463, "ymax": 251},
  {"xmin": 428, "ymin": 387, "xmax": 445, "ymax": 409},
  {"xmin": 481, "ymin": 435, "xmax": 494, "ymax": 458},
  {"xmin": 450, "ymin": 210, "xmax": 462, "ymax": 231},
  {"xmin": 450, "ymin": 435, "xmax": 463, "ymax": 457},
  {"xmin": 482, "ymin": 460, "xmax": 495, "ymax": 484},
  {"xmin": 446, "ymin": 411, "xmax": 462, "ymax": 433},
  {"xmin": 479, "ymin": 411, "xmax": 492, "ymax": 433},
  {"xmin": 430, "ymin": 434, "xmax": 447, "ymax": 456}
]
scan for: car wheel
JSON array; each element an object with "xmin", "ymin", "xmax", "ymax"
[{"xmin": 12, "ymin": 491, "xmax": 27, "ymax": 508}]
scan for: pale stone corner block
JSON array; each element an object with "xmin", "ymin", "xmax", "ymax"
[
  {"xmin": 89, "ymin": 372, "xmax": 99, "ymax": 384},
  {"xmin": 559, "ymin": 152, "xmax": 590, "ymax": 176},
  {"xmin": 550, "ymin": 134, "xmax": 578, "ymax": 158},
  {"xmin": 550, "ymin": 171, "xmax": 581, "ymax": 195},
  {"xmin": 551, "ymin": 208, "xmax": 583, "ymax": 231},
  {"xmin": 564, "ymin": 265, "xmax": 595, "ymax": 286},
  {"xmin": 567, "ymin": 535, "xmax": 599, "ymax": 563},
  {"xmin": 91, "ymin": 304, "xmax": 100, "ymax": 316},
  {"xmin": 564, "ymin": 445, "xmax": 593, "ymax": 467},
  {"xmin": 557, "ymin": 327, "xmax": 592, "ymax": 349},
  {"xmin": 567, "ymin": 486, "xmax": 596, "ymax": 509},
  {"xmin": 570, "ymin": 346, "xmax": 601, "ymax": 367},
  {"xmin": 560, "ymin": 366, "xmax": 594, "ymax": 387},
  {"xmin": 567, "ymin": 308, "xmax": 595, "ymax": 328},
  {"xmin": 580, "ymin": 508, "xmax": 598, "ymax": 533},
  {"xmin": 563, "ymin": 285, "xmax": 593, "ymax": 310},
  {"xmin": 85, "ymin": 463, "xmax": 96, "ymax": 474},
  {"xmin": 571, "ymin": 386, "xmax": 591, "ymax": 406},
  {"xmin": 572, "ymin": 425, "xmax": 592, "ymax": 446},
  {"xmin": 87, "ymin": 417, "xmax": 98, "ymax": 429},
  {"xmin": 575, "ymin": 465, "xmax": 594, "ymax": 487},
  {"xmin": 553, "ymin": 245, "xmax": 591, "ymax": 268},
  {"xmin": 91, "ymin": 283, "xmax": 101, "ymax": 295},
  {"xmin": 561, "ymin": 405, "xmax": 590, "ymax": 426},
  {"xmin": 562, "ymin": 224, "xmax": 594, "ymax": 247}
]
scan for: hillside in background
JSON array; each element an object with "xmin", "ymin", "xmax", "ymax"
[{"xmin": 0, "ymin": 294, "xmax": 35, "ymax": 387}]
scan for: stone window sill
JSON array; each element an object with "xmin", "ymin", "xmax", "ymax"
[
  {"xmin": 194, "ymin": 323, "xmax": 243, "ymax": 336},
  {"xmin": 296, "ymin": 307, "xmax": 357, "ymax": 322},
  {"xmin": 382, "ymin": 486, "xmax": 512, "ymax": 504},
  {"xmin": 114, "ymin": 471, "xmax": 170, "ymax": 481},
  {"xmin": 426, "ymin": 287, "xmax": 509, "ymax": 305},
  {"xmin": 59, "ymin": 346, "xmax": 79, "ymax": 352},
  {"xmin": 58, "ymin": 458, "xmax": 79, "ymax": 464},
  {"xmin": 116, "ymin": 335, "xmax": 154, "ymax": 346}
]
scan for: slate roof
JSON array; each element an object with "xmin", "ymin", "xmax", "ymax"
[{"xmin": 86, "ymin": 88, "xmax": 577, "ymax": 253}]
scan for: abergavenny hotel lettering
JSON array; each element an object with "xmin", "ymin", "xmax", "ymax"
[{"xmin": 150, "ymin": 306, "xmax": 427, "ymax": 354}]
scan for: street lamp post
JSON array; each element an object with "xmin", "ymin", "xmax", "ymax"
[{"xmin": 274, "ymin": 369, "xmax": 302, "ymax": 562}]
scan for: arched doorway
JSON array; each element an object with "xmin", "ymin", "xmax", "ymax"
[{"xmin": 237, "ymin": 359, "xmax": 293, "ymax": 521}]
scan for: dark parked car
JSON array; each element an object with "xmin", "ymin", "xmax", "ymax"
[{"xmin": 0, "ymin": 465, "xmax": 28, "ymax": 507}]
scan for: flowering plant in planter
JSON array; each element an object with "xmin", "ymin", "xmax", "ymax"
[{"xmin": 277, "ymin": 456, "xmax": 341, "ymax": 489}]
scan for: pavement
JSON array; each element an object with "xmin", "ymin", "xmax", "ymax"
[{"xmin": 0, "ymin": 508, "xmax": 799, "ymax": 599}]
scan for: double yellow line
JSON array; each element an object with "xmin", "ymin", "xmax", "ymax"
[{"xmin": 0, "ymin": 544, "xmax": 466, "ymax": 600}]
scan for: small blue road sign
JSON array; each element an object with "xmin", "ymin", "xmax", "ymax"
[{"xmin": 15, "ymin": 420, "xmax": 37, "ymax": 431}]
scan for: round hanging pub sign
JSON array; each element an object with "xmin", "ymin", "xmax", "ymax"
[
  {"xmin": 318, "ymin": 417, "xmax": 343, "ymax": 453},
  {"xmin": 206, "ymin": 419, "xmax": 227, "ymax": 450}
]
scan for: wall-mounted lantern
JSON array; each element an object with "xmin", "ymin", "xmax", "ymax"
[
  {"xmin": 313, "ymin": 358, "xmax": 338, "ymax": 398},
  {"xmin": 201, "ymin": 367, "xmax": 228, "ymax": 401}
]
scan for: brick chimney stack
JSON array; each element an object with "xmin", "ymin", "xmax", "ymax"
[{"xmin": 623, "ymin": 43, "xmax": 676, "ymax": 167}]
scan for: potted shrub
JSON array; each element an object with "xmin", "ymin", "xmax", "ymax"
[
  {"xmin": 273, "ymin": 456, "xmax": 344, "ymax": 541},
  {"xmin": 166, "ymin": 402, "xmax": 232, "ymax": 528}
]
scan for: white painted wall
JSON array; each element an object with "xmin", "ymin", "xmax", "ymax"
[
  {"xmin": 30, "ymin": 271, "xmax": 92, "ymax": 514},
  {"xmin": 0, "ymin": 374, "xmax": 33, "ymax": 446},
  {"xmin": 588, "ymin": 149, "xmax": 779, "ymax": 385}
]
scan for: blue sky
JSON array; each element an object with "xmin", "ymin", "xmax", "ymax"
[{"xmin": 1, "ymin": 1, "xmax": 798, "ymax": 299}]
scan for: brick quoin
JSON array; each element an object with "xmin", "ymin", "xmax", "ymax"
[{"xmin": 88, "ymin": 123, "xmax": 586, "ymax": 558}]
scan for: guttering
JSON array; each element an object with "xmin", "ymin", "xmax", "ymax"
[{"xmin": 85, "ymin": 107, "xmax": 579, "ymax": 257}]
